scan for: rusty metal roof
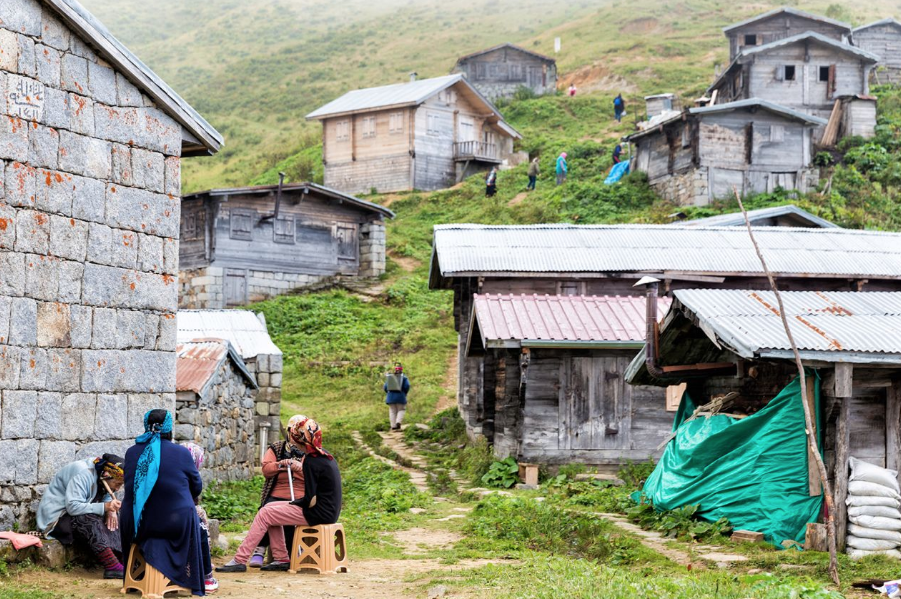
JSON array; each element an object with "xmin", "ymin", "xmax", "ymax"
[
  {"xmin": 176, "ymin": 339, "xmax": 258, "ymax": 395},
  {"xmin": 466, "ymin": 294, "xmax": 670, "ymax": 354},
  {"xmin": 177, "ymin": 310, "xmax": 282, "ymax": 359}
]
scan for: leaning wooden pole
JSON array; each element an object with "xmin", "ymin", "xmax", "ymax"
[{"xmin": 734, "ymin": 189, "xmax": 840, "ymax": 585}]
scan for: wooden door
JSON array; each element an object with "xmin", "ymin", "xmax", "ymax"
[
  {"xmin": 335, "ymin": 223, "xmax": 358, "ymax": 263},
  {"xmin": 225, "ymin": 269, "xmax": 246, "ymax": 307},
  {"xmin": 559, "ymin": 357, "xmax": 632, "ymax": 450},
  {"xmin": 849, "ymin": 391, "xmax": 887, "ymax": 467},
  {"xmin": 528, "ymin": 66, "xmax": 544, "ymax": 89}
]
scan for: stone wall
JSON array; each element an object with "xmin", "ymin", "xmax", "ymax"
[
  {"xmin": 650, "ymin": 167, "xmax": 710, "ymax": 206},
  {"xmin": 174, "ymin": 360, "xmax": 256, "ymax": 483},
  {"xmin": 244, "ymin": 353, "xmax": 282, "ymax": 464},
  {"xmin": 0, "ymin": 0, "xmax": 182, "ymax": 529},
  {"xmin": 359, "ymin": 221, "xmax": 386, "ymax": 278}
]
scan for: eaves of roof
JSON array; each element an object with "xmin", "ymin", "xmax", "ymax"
[{"xmin": 723, "ymin": 7, "xmax": 851, "ymax": 34}]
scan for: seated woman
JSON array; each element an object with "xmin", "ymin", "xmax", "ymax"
[
  {"xmin": 36, "ymin": 454, "xmax": 126, "ymax": 579},
  {"xmin": 217, "ymin": 418, "xmax": 342, "ymax": 573},
  {"xmin": 180, "ymin": 442, "xmax": 218, "ymax": 594},
  {"xmin": 120, "ymin": 409, "xmax": 206, "ymax": 596},
  {"xmin": 248, "ymin": 414, "xmax": 306, "ymax": 567}
]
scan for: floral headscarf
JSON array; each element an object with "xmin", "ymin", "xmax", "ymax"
[
  {"xmin": 93, "ymin": 454, "xmax": 125, "ymax": 482},
  {"xmin": 133, "ymin": 410, "xmax": 173, "ymax": 534},
  {"xmin": 289, "ymin": 417, "xmax": 333, "ymax": 460},
  {"xmin": 180, "ymin": 441, "xmax": 204, "ymax": 471}
]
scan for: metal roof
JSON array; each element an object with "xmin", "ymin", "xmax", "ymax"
[
  {"xmin": 176, "ymin": 339, "xmax": 258, "ymax": 396},
  {"xmin": 45, "ymin": 0, "xmax": 222, "ymax": 155},
  {"xmin": 739, "ymin": 31, "xmax": 879, "ymax": 63},
  {"xmin": 177, "ymin": 310, "xmax": 282, "ymax": 359},
  {"xmin": 182, "ymin": 182, "xmax": 395, "ymax": 219},
  {"xmin": 467, "ymin": 294, "xmax": 670, "ymax": 354},
  {"xmin": 455, "ymin": 43, "xmax": 556, "ymax": 65},
  {"xmin": 722, "ymin": 7, "xmax": 851, "ymax": 34},
  {"xmin": 681, "ymin": 205, "xmax": 839, "ymax": 229},
  {"xmin": 429, "ymin": 224, "xmax": 901, "ymax": 287},
  {"xmin": 853, "ymin": 18, "xmax": 901, "ymax": 34},
  {"xmin": 672, "ymin": 289, "xmax": 901, "ymax": 361},
  {"xmin": 690, "ymin": 99, "xmax": 828, "ymax": 125}
]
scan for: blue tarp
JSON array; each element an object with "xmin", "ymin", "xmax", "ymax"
[{"xmin": 604, "ymin": 159, "xmax": 630, "ymax": 184}]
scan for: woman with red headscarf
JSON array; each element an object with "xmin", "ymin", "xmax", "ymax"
[{"xmin": 217, "ymin": 418, "xmax": 342, "ymax": 573}]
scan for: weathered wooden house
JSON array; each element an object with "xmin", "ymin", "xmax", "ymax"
[
  {"xmin": 178, "ymin": 183, "xmax": 394, "ymax": 308},
  {"xmin": 0, "ymin": 0, "xmax": 221, "ymax": 529},
  {"xmin": 306, "ymin": 74, "xmax": 522, "ymax": 194},
  {"xmin": 452, "ymin": 43, "xmax": 557, "ymax": 100},
  {"xmin": 429, "ymin": 224, "xmax": 901, "ymax": 464},
  {"xmin": 853, "ymin": 19, "xmax": 901, "ymax": 83},
  {"xmin": 723, "ymin": 7, "xmax": 851, "ymax": 61},
  {"xmin": 680, "ymin": 204, "xmax": 839, "ymax": 228},
  {"xmin": 627, "ymin": 99, "xmax": 825, "ymax": 206},
  {"xmin": 175, "ymin": 339, "xmax": 258, "ymax": 482},
  {"xmin": 625, "ymin": 287, "xmax": 901, "ymax": 551}
]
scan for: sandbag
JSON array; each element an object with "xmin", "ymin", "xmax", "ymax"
[
  {"xmin": 848, "ymin": 505, "xmax": 901, "ymax": 519},
  {"xmin": 851, "ymin": 457, "xmax": 900, "ymax": 492},
  {"xmin": 847, "ymin": 548, "xmax": 901, "ymax": 560},
  {"xmin": 846, "ymin": 535, "xmax": 899, "ymax": 551},
  {"xmin": 849, "ymin": 515, "xmax": 901, "ymax": 531},
  {"xmin": 849, "ymin": 480, "xmax": 901, "ymax": 500},
  {"xmin": 848, "ymin": 495, "xmax": 901, "ymax": 508},
  {"xmin": 848, "ymin": 524, "xmax": 901, "ymax": 543}
]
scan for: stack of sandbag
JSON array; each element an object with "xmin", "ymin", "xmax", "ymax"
[{"xmin": 847, "ymin": 456, "xmax": 901, "ymax": 560}]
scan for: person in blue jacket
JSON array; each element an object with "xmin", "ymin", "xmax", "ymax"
[
  {"xmin": 555, "ymin": 152, "xmax": 568, "ymax": 186},
  {"xmin": 384, "ymin": 362, "xmax": 411, "ymax": 431}
]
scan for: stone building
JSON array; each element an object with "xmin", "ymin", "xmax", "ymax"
[
  {"xmin": 175, "ymin": 339, "xmax": 258, "ymax": 482},
  {"xmin": 179, "ymin": 183, "xmax": 393, "ymax": 308},
  {"xmin": 452, "ymin": 43, "xmax": 557, "ymax": 100},
  {"xmin": 0, "ymin": 0, "xmax": 221, "ymax": 528},
  {"xmin": 177, "ymin": 310, "xmax": 282, "ymax": 465}
]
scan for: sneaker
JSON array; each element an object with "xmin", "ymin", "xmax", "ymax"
[
  {"xmin": 260, "ymin": 561, "xmax": 290, "ymax": 572},
  {"xmin": 215, "ymin": 562, "xmax": 247, "ymax": 573},
  {"xmin": 249, "ymin": 553, "xmax": 264, "ymax": 568},
  {"xmin": 205, "ymin": 577, "xmax": 219, "ymax": 593},
  {"xmin": 103, "ymin": 564, "xmax": 125, "ymax": 580}
]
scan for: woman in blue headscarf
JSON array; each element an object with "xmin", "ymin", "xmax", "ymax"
[{"xmin": 120, "ymin": 409, "xmax": 206, "ymax": 595}]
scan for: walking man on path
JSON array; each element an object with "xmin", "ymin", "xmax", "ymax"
[
  {"xmin": 527, "ymin": 157, "xmax": 540, "ymax": 190},
  {"xmin": 384, "ymin": 363, "xmax": 411, "ymax": 431},
  {"xmin": 614, "ymin": 94, "xmax": 625, "ymax": 122},
  {"xmin": 556, "ymin": 152, "xmax": 568, "ymax": 186}
]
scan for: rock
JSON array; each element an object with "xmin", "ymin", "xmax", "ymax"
[
  {"xmin": 409, "ymin": 507, "xmax": 427, "ymax": 515},
  {"xmin": 515, "ymin": 484, "xmax": 539, "ymax": 491},
  {"xmin": 36, "ymin": 539, "xmax": 69, "ymax": 568},
  {"xmin": 428, "ymin": 585, "xmax": 447, "ymax": 599},
  {"xmin": 747, "ymin": 568, "xmax": 763, "ymax": 575},
  {"xmin": 415, "ymin": 423, "xmax": 431, "ymax": 431}
]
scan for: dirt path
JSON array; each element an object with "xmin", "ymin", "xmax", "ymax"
[
  {"xmin": 434, "ymin": 352, "xmax": 458, "ymax": 414},
  {"xmin": 507, "ymin": 192, "xmax": 528, "ymax": 207},
  {"xmin": 387, "ymin": 249, "xmax": 420, "ymax": 272}
]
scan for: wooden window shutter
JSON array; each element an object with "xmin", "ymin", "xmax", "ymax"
[
  {"xmin": 828, "ymin": 64, "xmax": 836, "ymax": 99},
  {"xmin": 775, "ymin": 66, "xmax": 784, "ymax": 81},
  {"xmin": 745, "ymin": 122, "xmax": 754, "ymax": 165}
]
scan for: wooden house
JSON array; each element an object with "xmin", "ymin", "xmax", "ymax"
[
  {"xmin": 306, "ymin": 74, "xmax": 522, "ymax": 194},
  {"xmin": 853, "ymin": 19, "xmax": 901, "ymax": 83},
  {"xmin": 452, "ymin": 43, "xmax": 557, "ymax": 100},
  {"xmin": 429, "ymin": 224, "xmax": 901, "ymax": 464},
  {"xmin": 178, "ymin": 183, "xmax": 394, "ymax": 308},
  {"xmin": 627, "ymin": 99, "xmax": 825, "ymax": 206},
  {"xmin": 625, "ymin": 287, "xmax": 901, "ymax": 551},
  {"xmin": 723, "ymin": 7, "xmax": 851, "ymax": 61}
]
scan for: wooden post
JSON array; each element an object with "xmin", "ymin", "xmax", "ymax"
[
  {"xmin": 806, "ymin": 376, "xmax": 821, "ymax": 497},
  {"xmin": 834, "ymin": 363, "xmax": 852, "ymax": 398},
  {"xmin": 834, "ymin": 385, "xmax": 851, "ymax": 552},
  {"xmin": 887, "ymin": 380, "xmax": 901, "ymax": 486}
]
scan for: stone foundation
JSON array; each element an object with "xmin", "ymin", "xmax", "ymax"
[
  {"xmin": 359, "ymin": 221, "xmax": 386, "ymax": 278},
  {"xmin": 244, "ymin": 352, "xmax": 282, "ymax": 464},
  {"xmin": 650, "ymin": 168, "xmax": 710, "ymax": 206}
]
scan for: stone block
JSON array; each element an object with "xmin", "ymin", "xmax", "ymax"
[
  {"xmin": 92, "ymin": 104, "xmax": 138, "ymax": 145},
  {"xmin": 0, "ymin": 251, "xmax": 25, "ymax": 296},
  {"xmin": 0, "ymin": 441, "xmax": 15, "ymax": 483},
  {"xmin": 87, "ymin": 61, "xmax": 116, "ymax": 105},
  {"xmin": 34, "ymin": 391, "xmax": 62, "ymax": 439},
  {"xmin": 256, "ymin": 353, "xmax": 269, "ymax": 372},
  {"xmin": 24, "ymin": 254, "xmax": 59, "ymax": 301},
  {"xmin": 42, "ymin": 85, "xmax": 69, "ymax": 129},
  {"xmin": 17, "ymin": 347, "xmax": 47, "ymax": 389},
  {"xmin": 270, "ymin": 354, "xmax": 283, "ymax": 373},
  {"xmin": 105, "ymin": 184, "xmax": 179, "ymax": 238},
  {"xmin": 138, "ymin": 233, "xmax": 163, "ymax": 273},
  {"xmin": 60, "ymin": 393, "xmax": 96, "ymax": 440},
  {"xmin": 37, "ymin": 440, "xmax": 75, "ymax": 483},
  {"xmin": 60, "ymin": 52, "xmax": 87, "ymax": 95},
  {"xmin": 85, "ymin": 221, "xmax": 111, "ymax": 264},
  {"xmin": 142, "ymin": 313, "xmax": 159, "ymax": 349},
  {"xmin": 15, "ymin": 438, "xmax": 38, "ymax": 484},
  {"xmin": 0, "ymin": 29, "xmax": 19, "ymax": 72},
  {"xmin": 0, "ymin": 346, "xmax": 22, "ymax": 388},
  {"xmin": 0, "ymin": 204, "xmax": 14, "ymax": 250},
  {"xmin": 14, "ymin": 208, "xmax": 49, "ymax": 254},
  {"xmin": 0, "ymin": 117, "xmax": 29, "ymax": 163},
  {"xmin": 110, "ymin": 144, "xmax": 132, "ymax": 186},
  {"xmin": 132, "ymin": 148, "xmax": 165, "ymax": 193},
  {"xmin": 29, "ymin": 126, "xmax": 60, "ymax": 170},
  {"xmin": 68, "ymin": 36, "xmax": 98, "ymax": 63},
  {"xmin": 56, "ymin": 260, "xmax": 82, "ymax": 302},
  {"xmin": 34, "ymin": 170, "xmax": 73, "ymax": 215},
  {"xmin": 140, "ymin": 107, "xmax": 182, "ymax": 155},
  {"xmin": 69, "ymin": 304, "xmax": 92, "ymax": 348},
  {"xmin": 2, "ymin": 389, "xmax": 37, "ymax": 438},
  {"xmin": 34, "ymin": 44, "xmax": 60, "ymax": 87},
  {"xmin": 164, "ymin": 156, "xmax": 180, "ymax": 196},
  {"xmin": 66, "ymin": 92, "xmax": 94, "ymax": 136},
  {"xmin": 69, "ymin": 174, "xmax": 105, "ymax": 223},
  {"xmin": 270, "ymin": 373, "xmax": 282, "ymax": 387},
  {"xmin": 82, "ymin": 263, "xmax": 177, "ymax": 312},
  {"xmin": 173, "ymin": 423, "xmax": 193, "ymax": 441},
  {"xmin": 36, "ymin": 301, "xmax": 70, "ymax": 347},
  {"xmin": 94, "ymin": 394, "xmax": 127, "ymax": 440},
  {"xmin": 5, "ymin": 162, "xmax": 35, "ymax": 207},
  {"xmin": 0, "ymin": 296, "xmax": 9, "ymax": 343},
  {"xmin": 0, "ymin": 0, "xmax": 42, "ymax": 36},
  {"xmin": 108, "ymin": 228, "xmax": 137, "ymax": 269},
  {"xmin": 255, "ymin": 402, "xmax": 269, "ymax": 417},
  {"xmin": 58, "ymin": 130, "xmax": 110, "ymax": 179},
  {"xmin": 9, "ymin": 296, "xmax": 37, "ymax": 346},
  {"xmin": 40, "ymin": 11, "xmax": 70, "ymax": 51},
  {"xmin": 36, "ymin": 539, "xmax": 70, "ymax": 569},
  {"xmin": 41, "ymin": 348, "xmax": 81, "ymax": 392},
  {"xmin": 16, "ymin": 33, "xmax": 36, "ymax": 78},
  {"xmin": 156, "ymin": 312, "xmax": 177, "ymax": 351},
  {"xmin": 127, "ymin": 393, "xmax": 170, "ymax": 436},
  {"xmin": 49, "ymin": 215, "xmax": 88, "ymax": 261},
  {"xmin": 116, "ymin": 73, "xmax": 142, "ymax": 107},
  {"xmin": 257, "ymin": 372, "xmax": 269, "ymax": 387},
  {"xmin": 116, "ymin": 310, "xmax": 145, "ymax": 349},
  {"xmin": 75, "ymin": 440, "xmax": 129, "ymax": 462},
  {"xmin": 82, "ymin": 349, "xmax": 175, "ymax": 393},
  {"xmin": 163, "ymin": 237, "xmax": 177, "ymax": 275},
  {"xmin": 90, "ymin": 307, "xmax": 117, "ymax": 349}
]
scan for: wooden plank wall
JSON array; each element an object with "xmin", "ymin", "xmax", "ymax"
[
  {"xmin": 456, "ymin": 46, "xmax": 557, "ymax": 97},
  {"xmin": 180, "ymin": 197, "xmax": 210, "ymax": 269},
  {"xmin": 727, "ymin": 16, "xmax": 848, "ymax": 60},
  {"xmin": 853, "ymin": 25, "xmax": 901, "ymax": 70}
]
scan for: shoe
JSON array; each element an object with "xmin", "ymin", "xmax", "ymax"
[
  {"xmin": 215, "ymin": 562, "xmax": 247, "ymax": 573},
  {"xmin": 260, "ymin": 561, "xmax": 290, "ymax": 572},
  {"xmin": 103, "ymin": 564, "xmax": 124, "ymax": 579},
  {"xmin": 249, "ymin": 553, "xmax": 264, "ymax": 568},
  {"xmin": 205, "ymin": 577, "xmax": 219, "ymax": 593}
]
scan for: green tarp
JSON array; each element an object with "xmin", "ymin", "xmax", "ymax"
[{"xmin": 640, "ymin": 375, "xmax": 823, "ymax": 547}]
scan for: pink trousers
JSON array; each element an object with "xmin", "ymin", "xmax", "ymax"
[{"xmin": 235, "ymin": 502, "xmax": 308, "ymax": 564}]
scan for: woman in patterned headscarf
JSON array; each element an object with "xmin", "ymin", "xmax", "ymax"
[
  {"xmin": 120, "ymin": 409, "xmax": 206, "ymax": 595},
  {"xmin": 218, "ymin": 417, "xmax": 342, "ymax": 573},
  {"xmin": 36, "ymin": 453, "xmax": 126, "ymax": 579}
]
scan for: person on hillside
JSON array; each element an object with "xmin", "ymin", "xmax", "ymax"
[
  {"xmin": 245, "ymin": 414, "xmax": 307, "ymax": 567},
  {"xmin": 384, "ymin": 362, "xmax": 411, "ymax": 431},
  {"xmin": 485, "ymin": 166, "xmax": 498, "ymax": 197},
  {"xmin": 614, "ymin": 94, "xmax": 625, "ymax": 122},
  {"xmin": 180, "ymin": 442, "xmax": 218, "ymax": 594},
  {"xmin": 217, "ymin": 418, "xmax": 342, "ymax": 573},
  {"xmin": 612, "ymin": 144, "xmax": 623, "ymax": 164},
  {"xmin": 527, "ymin": 157, "xmax": 540, "ymax": 190},
  {"xmin": 556, "ymin": 152, "xmax": 568, "ymax": 186},
  {"xmin": 568, "ymin": 83, "xmax": 577, "ymax": 97},
  {"xmin": 36, "ymin": 454, "xmax": 126, "ymax": 579}
]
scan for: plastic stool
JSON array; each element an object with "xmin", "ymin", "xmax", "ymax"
[
  {"xmin": 288, "ymin": 523, "xmax": 349, "ymax": 574},
  {"xmin": 121, "ymin": 544, "xmax": 189, "ymax": 598}
]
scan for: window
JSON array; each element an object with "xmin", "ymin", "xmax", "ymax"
[
  {"xmin": 229, "ymin": 209, "xmax": 254, "ymax": 241},
  {"xmin": 427, "ymin": 112, "xmax": 441, "ymax": 136},
  {"xmin": 510, "ymin": 63, "xmax": 522, "ymax": 81},
  {"xmin": 666, "ymin": 383, "xmax": 687, "ymax": 412},
  {"xmin": 681, "ymin": 124, "xmax": 691, "ymax": 148},
  {"xmin": 819, "ymin": 66, "xmax": 830, "ymax": 82},
  {"xmin": 743, "ymin": 34, "xmax": 757, "ymax": 46},
  {"xmin": 273, "ymin": 215, "xmax": 295, "ymax": 245},
  {"xmin": 459, "ymin": 119, "xmax": 475, "ymax": 142},
  {"xmin": 181, "ymin": 210, "xmax": 204, "ymax": 241},
  {"xmin": 557, "ymin": 281, "xmax": 584, "ymax": 296},
  {"xmin": 334, "ymin": 223, "xmax": 358, "ymax": 261},
  {"xmin": 335, "ymin": 120, "xmax": 350, "ymax": 142},
  {"xmin": 361, "ymin": 116, "xmax": 376, "ymax": 138},
  {"xmin": 770, "ymin": 125, "xmax": 784, "ymax": 143},
  {"xmin": 389, "ymin": 112, "xmax": 403, "ymax": 134},
  {"xmin": 783, "ymin": 65, "xmax": 796, "ymax": 81}
]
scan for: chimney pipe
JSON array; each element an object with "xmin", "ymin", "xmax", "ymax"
[
  {"xmin": 274, "ymin": 172, "xmax": 286, "ymax": 220},
  {"xmin": 409, "ymin": 72, "xmax": 418, "ymax": 83}
]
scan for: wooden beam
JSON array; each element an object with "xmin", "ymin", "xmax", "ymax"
[
  {"xmin": 834, "ymin": 394, "xmax": 850, "ymax": 552},
  {"xmin": 834, "ymin": 363, "xmax": 853, "ymax": 397},
  {"xmin": 887, "ymin": 380, "xmax": 901, "ymax": 488},
  {"xmin": 806, "ymin": 376, "xmax": 821, "ymax": 497}
]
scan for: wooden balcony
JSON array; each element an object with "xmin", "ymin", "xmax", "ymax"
[{"xmin": 454, "ymin": 140, "xmax": 501, "ymax": 163}]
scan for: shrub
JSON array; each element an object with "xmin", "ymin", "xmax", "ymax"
[
  {"xmin": 626, "ymin": 500, "xmax": 732, "ymax": 542},
  {"xmin": 202, "ymin": 476, "xmax": 265, "ymax": 522},
  {"xmin": 481, "ymin": 457, "xmax": 520, "ymax": 488},
  {"xmin": 814, "ymin": 151, "xmax": 833, "ymax": 167}
]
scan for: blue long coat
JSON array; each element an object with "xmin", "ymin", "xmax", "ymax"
[{"xmin": 120, "ymin": 440, "xmax": 205, "ymax": 596}]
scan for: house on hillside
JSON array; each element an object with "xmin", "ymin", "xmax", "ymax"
[
  {"xmin": 852, "ymin": 19, "xmax": 901, "ymax": 83},
  {"xmin": 0, "ymin": 0, "xmax": 221, "ymax": 529},
  {"xmin": 625, "ymin": 287, "xmax": 901, "ymax": 551},
  {"xmin": 177, "ymin": 310, "xmax": 283, "ymax": 466},
  {"xmin": 428, "ymin": 223, "xmax": 901, "ymax": 464},
  {"xmin": 179, "ymin": 182, "xmax": 394, "ymax": 308},
  {"xmin": 306, "ymin": 74, "xmax": 522, "ymax": 194},
  {"xmin": 723, "ymin": 7, "xmax": 851, "ymax": 61},
  {"xmin": 175, "ymin": 340, "xmax": 258, "ymax": 482},
  {"xmin": 452, "ymin": 43, "xmax": 557, "ymax": 100},
  {"xmin": 679, "ymin": 204, "xmax": 839, "ymax": 228},
  {"xmin": 627, "ymin": 99, "xmax": 825, "ymax": 206}
]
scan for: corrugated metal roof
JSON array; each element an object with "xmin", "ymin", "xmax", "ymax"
[
  {"xmin": 853, "ymin": 18, "xmax": 901, "ymax": 33},
  {"xmin": 177, "ymin": 310, "xmax": 282, "ymax": 359},
  {"xmin": 740, "ymin": 31, "xmax": 879, "ymax": 62},
  {"xmin": 723, "ymin": 7, "xmax": 851, "ymax": 34},
  {"xmin": 306, "ymin": 74, "xmax": 464, "ymax": 119},
  {"xmin": 430, "ymin": 224, "xmax": 901, "ymax": 284},
  {"xmin": 690, "ymin": 99, "xmax": 829, "ymax": 125},
  {"xmin": 673, "ymin": 289, "xmax": 901, "ymax": 358},
  {"xmin": 176, "ymin": 341, "xmax": 228, "ymax": 395},
  {"xmin": 681, "ymin": 205, "xmax": 839, "ymax": 229},
  {"xmin": 468, "ymin": 294, "xmax": 670, "ymax": 352}
]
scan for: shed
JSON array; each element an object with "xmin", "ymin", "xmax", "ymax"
[
  {"xmin": 452, "ymin": 43, "xmax": 557, "ymax": 100},
  {"xmin": 625, "ymin": 288, "xmax": 901, "ymax": 551},
  {"xmin": 179, "ymin": 182, "xmax": 394, "ymax": 308},
  {"xmin": 723, "ymin": 7, "xmax": 852, "ymax": 61},
  {"xmin": 177, "ymin": 310, "xmax": 283, "ymax": 463},
  {"xmin": 680, "ymin": 205, "xmax": 839, "ymax": 228},
  {"xmin": 853, "ymin": 19, "xmax": 901, "ymax": 83},
  {"xmin": 645, "ymin": 93, "xmax": 676, "ymax": 119},
  {"xmin": 175, "ymin": 340, "xmax": 258, "ymax": 482},
  {"xmin": 306, "ymin": 74, "xmax": 522, "ymax": 194}
]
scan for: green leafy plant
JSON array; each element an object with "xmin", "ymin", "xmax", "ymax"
[
  {"xmin": 626, "ymin": 499, "xmax": 732, "ymax": 541},
  {"xmin": 814, "ymin": 151, "xmax": 834, "ymax": 167},
  {"xmin": 202, "ymin": 476, "xmax": 265, "ymax": 522},
  {"xmin": 481, "ymin": 457, "xmax": 520, "ymax": 488}
]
